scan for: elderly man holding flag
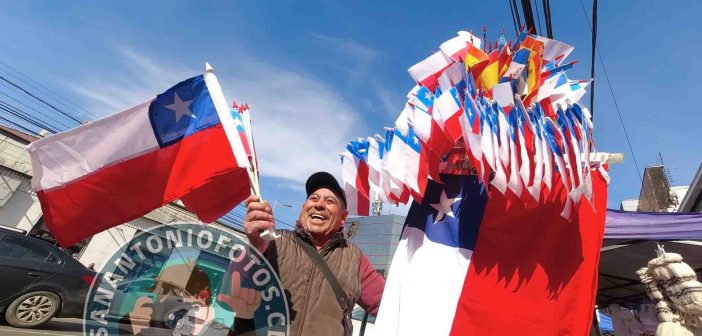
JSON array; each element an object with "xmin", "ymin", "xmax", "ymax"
[{"xmin": 243, "ymin": 171, "xmax": 385, "ymax": 336}]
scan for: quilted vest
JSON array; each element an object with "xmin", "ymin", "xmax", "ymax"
[{"xmin": 265, "ymin": 229, "xmax": 362, "ymax": 336}]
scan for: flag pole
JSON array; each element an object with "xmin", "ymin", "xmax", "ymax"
[{"xmin": 241, "ymin": 104, "xmax": 279, "ymax": 240}]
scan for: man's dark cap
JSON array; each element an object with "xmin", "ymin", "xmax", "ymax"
[{"xmin": 305, "ymin": 171, "xmax": 347, "ymax": 208}]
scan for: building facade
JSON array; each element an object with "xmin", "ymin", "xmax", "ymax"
[
  {"xmin": 0, "ymin": 125, "xmax": 42, "ymax": 232},
  {"xmin": 636, "ymin": 165, "xmax": 689, "ymax": 213},
  {"xmin": 620, "ymin": 164, "xmax": 701, "ymax": 214},
  {"xmin": 679, "ymin": 163, "xmax": 702, "ymax": 212},
  {"xmin": 347, "ymin": 214, "xmax": 405, "ymax": 275}
]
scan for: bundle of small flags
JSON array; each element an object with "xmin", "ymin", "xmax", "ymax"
[{"xmin": 341, "ymin": 30, "xmax": 599, "ymax": 218}]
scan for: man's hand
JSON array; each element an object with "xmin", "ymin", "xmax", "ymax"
[
  {"xmin": 217, "ymin": 271, "xmax": 262, "ymax": 320},
  {"xmin": 244, "ymin": 195, "xmax": 275, "ymax": 252},
  {"xmin": 180, "ymin": 297, "xmax": 214, "ymax": 335}
]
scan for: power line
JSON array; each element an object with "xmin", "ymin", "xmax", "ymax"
[
  {"xmin": 0, "ymin": 102, "xmax": 58, "ymax": 133},
  {"xmin": 507, "ymin": 0, "xmax": 519, "ymax": 36},
  {"xmin": 0, "ymin": 74, "xmax": 84, "ymax": 124},
  {"xmin": 577, "ymin": 0, "xmax": 643, "ymax": 184},
  {"xmin": 0, "ymin": 115, "xmax": 39, "ymax": 136},
  {"xmin": 0, "ymin": 60, "xmax": 98, "ymax": 120},
  {"xmin": 0, "ymin": 95, "xmax": 69, "ymax": 134},
  {"xmin": 588, "ymin": 0, "xmax": 597, "ymax": 118},
  {"xmin": 225, "ymin": 203, "xmax": 296, "ymax": 230},
  {"xmin": 520, "ymin": 0, "xmax": 537, "ymax": 33},
  {"xmin": 533, "ymin": 0, "xmax": 543, "ymax": 36},
  {"xmin": 511, "ymin": 0, "xmax": 523, "ymax": 31},
  {"xmin": 542, "ymin": 0, "xmax": 554, "ymax": 38},
  {"xmin": 0, "ymin": 90, "xmax": 76, "ymax": 130}
]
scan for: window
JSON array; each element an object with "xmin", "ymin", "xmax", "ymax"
[
  {"xmin": 0, "ymin": 236, "xmax": 51, "ymax": 262},
  {"xmin": 46, "ymin": 253, "xmax": 59, "ymax": 263}
]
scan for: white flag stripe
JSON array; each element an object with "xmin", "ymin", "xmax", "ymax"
[
  {"xmin": 408, "ymin": 51, "xmax": 453, "ymax": 84},
  {"xmin": 374, "ymin": 227, "xmax": 471, "ymax": 336},
  {"xmin": 28, "ymin": 99, "xmax": 158, "ymax": 191}
]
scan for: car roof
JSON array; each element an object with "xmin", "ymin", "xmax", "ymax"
[
  {"xmin": 0, "ymin": 228, "xmax": 61, "ymax": 251},
  {"xmin": 0, "ymin": 227, "xmax": 89, "ymax": 270}
]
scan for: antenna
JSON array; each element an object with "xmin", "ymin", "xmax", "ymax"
[
  {"xmin": 372, "ymin": 192, "xmax": 383, "ymax": 216},
  {"xmin": 658, "ymin": 151, "xmax": 675, "ymax": 185}
]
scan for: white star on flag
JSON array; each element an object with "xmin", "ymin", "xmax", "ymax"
[
  {"xmin": 430, "ymin": 190, "xmax": 461, "ymax": 223},
  {"xmin": 166, "ymin": 92, "xmax": 195, "ymax": 123}
]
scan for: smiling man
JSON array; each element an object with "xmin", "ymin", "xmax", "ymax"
[{"xmin": 243, "ymin": 172, "xmax": 385, "ymax": 336}]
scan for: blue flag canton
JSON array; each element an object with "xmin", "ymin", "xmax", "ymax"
[
  {"xmin": 405, "ymin": 174, "xmax": 488, "ymax": 250},
  {"xmin": 149, "ymin": 75, "xmax": 221, "ymax": 147}
]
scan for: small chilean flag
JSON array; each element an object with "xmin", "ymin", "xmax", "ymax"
[
  {"xmin": 408, "ymin": 51, "xmax": 454, "ymax": 93},
  {"xmin": 340, "ymin": 148, "xmax": 371, "ymax": 217},
  {"xmin": 28, "ymin": 64, "xmax": 251, "ymax": 247}
]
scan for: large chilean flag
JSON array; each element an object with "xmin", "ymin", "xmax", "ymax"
[
  {"xmin": 375, "ymin": 168, "xmax": 608, "ymax": 335},
  {"xmin": 28, "ymin": 65, "xmax": 251, "ymax": 247}
]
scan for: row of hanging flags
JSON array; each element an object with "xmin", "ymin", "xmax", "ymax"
[
  {"xmin": 27, "ymin": 64, "xmax": 259, "ymax": 247},
  {"xmin": 346, "ymin": 30, "xmax": 612, "ymax": 335},
  {"xmin": 341, "ymin": 30, "xmax": 598, "ymax": 218}
]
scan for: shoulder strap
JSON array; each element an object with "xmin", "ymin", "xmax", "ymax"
[{"xmin": 292, "ymin": 234, "xmax": 351, "ymax": 313}]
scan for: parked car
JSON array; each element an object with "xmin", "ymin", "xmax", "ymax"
[{"xmin": 0, "ymin": 226, "xmax": 95, "ymax": 328}]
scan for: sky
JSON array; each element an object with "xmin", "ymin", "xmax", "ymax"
[{"xmin": 1, "ymin": 1, "xmax": 701, "ymax": 226}]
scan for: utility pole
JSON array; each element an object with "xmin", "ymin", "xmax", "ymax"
[{"xmin": 520, "ymin": 0, "xmax": 537, "ymax": 33}]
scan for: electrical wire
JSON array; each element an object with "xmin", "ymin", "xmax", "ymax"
[
  {"xmin": 0, "ymin": 74, "xmax": 84, "ymax": 124},
  {"xmin": 542, "ymin": 0, "xmax": 554, "ymax": 38},
  {"xmin": 508, "ymin": 0, "xmax": 520, "ymax": 37},
  {"xmin": 0, "ymin": 99, "xmax": 63, "ymax": 135},
  {"xmin": 0, "ymin": 60, "xmax": 98, "ymax": 121},
  {"xmin": 511, "ymin": 0, "xmax": 522, "ymax": 31},
  {"xmin": 0, "ymin": 103, "xmax": 58, "ymax": 133},
  {"xmin": 0, "ymin": 115, "xmax": 39, "ymax": 136},
  {"xmin": 577, "ymin": 0, "xmax": 643, "ymax": 184},
  {"xmin": 0, "ymin": 89, "xmax": 76, "ymax": 130},
  {"xmin": 533, "ymin": 0, "xmax": 543, "ymax": 36}
]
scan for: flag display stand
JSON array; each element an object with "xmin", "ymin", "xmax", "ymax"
[{"xmin": 340, "ymin": 28, "xmax": 624, "ymax": 335}]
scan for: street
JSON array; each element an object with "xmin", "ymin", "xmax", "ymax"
[
  {"xmin": 0, "ymin": 318, "xmax": 83, "ymax": 336},
  {"xmin": 0, "ymin": 318, "xmax": 174, "ymax": 335}
]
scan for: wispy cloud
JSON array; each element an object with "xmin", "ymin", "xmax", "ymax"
[
  {"xmin": 70, "ymin": 45, "xmax": 367, "ymax": 186},
  {"xmin": 309, "ymin": 34, "xmax": 406, "ymax": 118},
  {"xmin": 371, "ymin": 80, "xmax": 402, "ymax": 117},
  {"xmin": 310, "ymin": 33, "xmax": 380, "ymax": 83},
  {"xmin": 69, "ymin": 46, "xmax": 194, "ymax": 113},
  {"xmin": 221, "ymin": 57, "xmax": 364, "ymax": 183},
  {"xmin": 310, "ymin": 33, "xmax": 379, "ymax": 65}
]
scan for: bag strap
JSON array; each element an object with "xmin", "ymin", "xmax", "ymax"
[{"xmin": 292, "ymin": 234, "xmax": 351, "ymax": 313}]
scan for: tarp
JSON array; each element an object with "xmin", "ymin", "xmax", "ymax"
[
  {"xmin": 604, "ymin": 209, "xmax": 702, "ymax": 240},
  {"xmin": 597, "ymin": 209, "xmax": 702, "ymax": 307}
]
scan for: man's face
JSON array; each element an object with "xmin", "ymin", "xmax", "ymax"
[{"xmin": 298, "ymin": 187, "xmax": 348, "ymax": 241}]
